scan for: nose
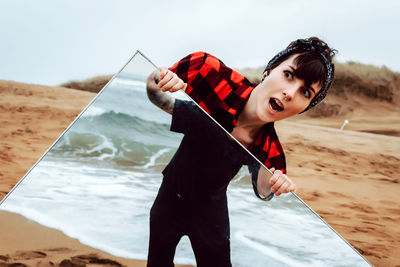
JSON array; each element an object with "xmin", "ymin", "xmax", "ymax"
[
  {"xmin": 283, "ymin": 81, "xmax": 301, "ymax": 101},
  {"xmin": 283, "ymin": 91, "xmax": 291, "ymax": 101},
  {"xmin": 283, "ymin": 87, "xmax": 296, "ymax": 101}
]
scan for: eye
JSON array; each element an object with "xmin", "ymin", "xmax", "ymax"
[
  {"xmin": 284, "ymin": 70, "xmax": 293, "ymax": 79},
  {"xmin": 301, "ymin": 87, "xmax": 311, "ymax": 98}
]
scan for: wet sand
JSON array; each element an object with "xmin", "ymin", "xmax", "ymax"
[{"xmin": 0, "ymin": 210, "xmax": 150, "ymax": 267}]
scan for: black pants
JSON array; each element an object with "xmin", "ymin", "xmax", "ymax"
[{"xmin": 147, "ymin": 181, "xmax": 232, "ymax": 267}]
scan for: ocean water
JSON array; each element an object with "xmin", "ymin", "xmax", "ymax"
[{"xmin": 0, "ymin": 54, "xmax": 370, "ymax": 266}]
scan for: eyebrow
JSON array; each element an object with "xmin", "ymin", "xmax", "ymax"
[{"xmin": 288, "ymin": 65, "xmax": 316, "ymax": 94}]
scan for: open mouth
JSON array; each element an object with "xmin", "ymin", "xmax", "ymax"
[{"xmin": 269, "ymin": 98, "xmax": 284, "ymax": 112}]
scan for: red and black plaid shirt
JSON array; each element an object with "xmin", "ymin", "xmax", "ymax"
[{"xmin": 169, "ymin": 52, "xmax": 287, "ymax": 174}]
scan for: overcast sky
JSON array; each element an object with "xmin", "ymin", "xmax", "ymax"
[{"xmin": 1, "ymin": 0, "xmax": 399, "ymax": 86}]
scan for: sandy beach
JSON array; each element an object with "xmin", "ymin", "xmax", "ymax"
[
  {"xmin": 0, "ymin": 210, "xmax": 151, "ymax": 266},
  {"xmin": 0, "ymin": 79, "xmax": 399, "ymax": 266}
]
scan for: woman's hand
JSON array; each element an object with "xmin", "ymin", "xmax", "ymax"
[
  {"xmin": 269, "ymin": 168, "xmax": 296, "ymax": 196},
  {"xmin": 156, "ymin": 67, "xmax": 187, "ymax": 93},
  {"xmin": 146, "ymin": 68, "xmax": 187, "ymax": 115},
  {"xmin": 257, "ymin": 167, "xmax": 296, "ymax": 198}
]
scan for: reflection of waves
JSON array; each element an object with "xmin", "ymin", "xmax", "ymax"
[
  {"xmin": 141, "ymin": 148, "xmax": 171, "ymax": 169},
  {"xmin": 78, "ymin": 110, "xmax": 176, "ymax": 145},
  {"xmin": 50, "ymin": 111, "xmax": 179, "ymax": 170}
]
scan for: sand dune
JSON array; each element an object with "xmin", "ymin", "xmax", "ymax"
[{"xmin": 0, "ymin": 80, "xmax": 399, "ymax": 266}]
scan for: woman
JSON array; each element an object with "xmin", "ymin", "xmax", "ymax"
[{"xmin": 146, "ymin": 37, "xmax": 336, "ymax": 267}]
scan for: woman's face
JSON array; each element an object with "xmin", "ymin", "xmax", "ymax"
[{"xmin": 251, "ymin": 54, "xmax": 322, "ymax": 123}]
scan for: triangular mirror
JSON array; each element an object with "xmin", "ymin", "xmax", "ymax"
[{"xmin": 0, "ymin": 51, "xmax": 371, "ymax": 266}]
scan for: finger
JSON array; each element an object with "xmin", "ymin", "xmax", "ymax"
[
  {"xmin": 283, "ymin": 176, "xmax": 296, "ymax": 192},
  {"xmin": 288, "ymin": 183, "xmax": 296, "ymax": 192},
  {"xmin": 275, "ymin": 181, "xmax": 289, "ymax": 196},
  {"xmin": 158, "ymin": 68, "xmax": 168, "ymax": 81},
  {"xmin": 270, "ymin": 173, "xmax": 285, "ymax": 193},
  {"xmin": 170, "ymin": 80, "xmax": 185, "ymax": 92},
  {"xmin": 271, "ymin": 177, "xmax": 285, "ymax": 194},
  {"xmin": 278, "ymin": 177, "xmax": 296, "ymax": 195},
  {"xmin": 162, "ymin": 75, "xmax": 181, "ymax": 91},
  {"xmin": 269, "ymin": 169, "xmax": 282, "ymax": 187},
  {"xmin": 158, "ymin": 71, "xmax": 174, "ymax": 88}
]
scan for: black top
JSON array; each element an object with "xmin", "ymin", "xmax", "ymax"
[{"xmin": 162, "ymin": 99, "xmax": 257, "ymax": 202}]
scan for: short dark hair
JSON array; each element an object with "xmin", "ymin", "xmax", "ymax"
[{"xmin": 265, "ymin": 37, "xmax": 336, "ymax": 89}]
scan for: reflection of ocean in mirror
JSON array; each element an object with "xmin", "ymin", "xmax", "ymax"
[{"xmin": 0, "ymin": 78, "xmax": 367, "ymax": 266}]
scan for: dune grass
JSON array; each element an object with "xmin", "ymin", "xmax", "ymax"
[{"xmin": 60, "ymin": 75, "xmax": 113, "ymax": 93}]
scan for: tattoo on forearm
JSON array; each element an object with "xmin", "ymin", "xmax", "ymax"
[{"xmin": 147, "ymin": 89, "xmax": 175, "ymax": 115}]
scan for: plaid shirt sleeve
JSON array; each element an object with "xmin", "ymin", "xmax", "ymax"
[
  {"xmin": 169, "ymin": 51, "xmax": 287, "ymax": 174},
  {"xmin": 168, "ymin": 51, "xmax": 253, "ymax": 117}
]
